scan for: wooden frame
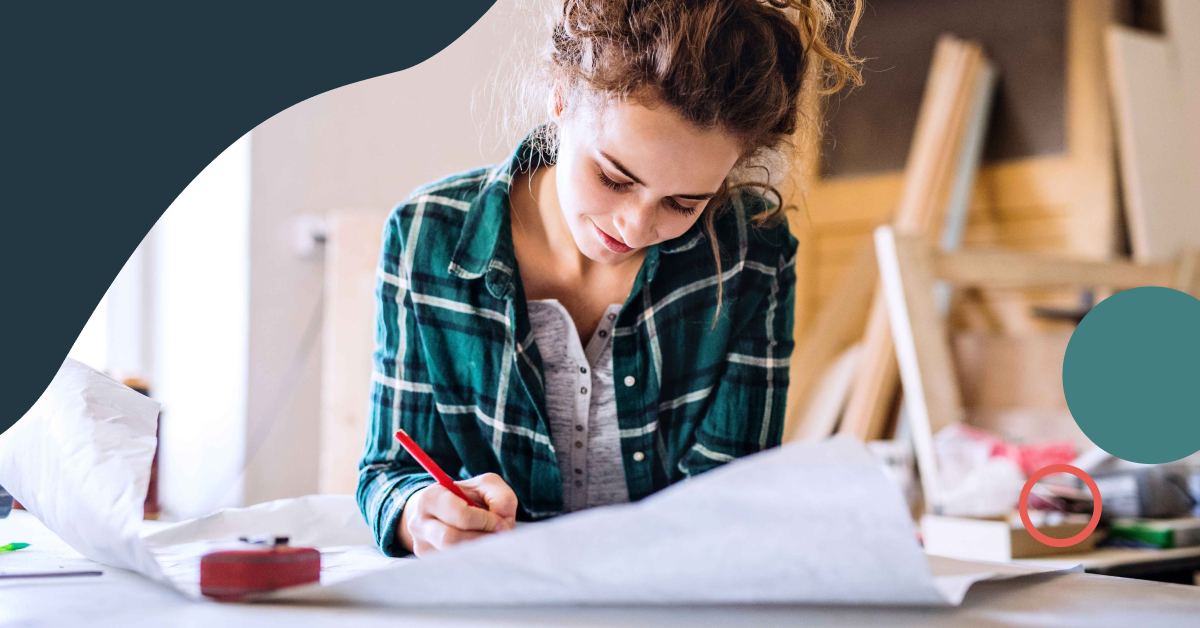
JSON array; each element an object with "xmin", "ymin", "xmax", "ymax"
[{"xmin": 873, "ymin": 225, "xmax": 1200, "ymax": 513}]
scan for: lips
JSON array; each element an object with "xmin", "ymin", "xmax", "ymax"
[{"xmin": 592, "ymin": 221, "xmax": 633, "ymax": 253}]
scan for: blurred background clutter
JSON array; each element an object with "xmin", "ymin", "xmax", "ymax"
[
  {"xmin": 59, "ymin": 0, "xmax": 1200, "ymax": 583},
  {"xmin": 781, "ymin": 0, "xmax": 1200, "ymax": 584}
]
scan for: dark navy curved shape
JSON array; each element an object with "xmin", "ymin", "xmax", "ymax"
[{"xmin": 2, "ymin": 2, "xmax": 498, "ymax": 432}]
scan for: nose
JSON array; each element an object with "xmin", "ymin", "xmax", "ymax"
[{"xmin": 612, "ymin": 201, "xmax": 656, "ymax": 247}]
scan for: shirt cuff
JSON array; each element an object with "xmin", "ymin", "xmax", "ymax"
[{"xmin": 377, "ymin": 474, "xmax": 437, "ymax": 558}]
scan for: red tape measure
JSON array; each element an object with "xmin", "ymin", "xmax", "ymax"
[{"xmin": 200, "ymin": 536, "xmax": 320, "ymax": 600}]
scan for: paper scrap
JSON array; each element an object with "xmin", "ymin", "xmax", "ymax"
[{"xmin": 0, "ymin": 358, "xmax": 166, "ymax": 583}]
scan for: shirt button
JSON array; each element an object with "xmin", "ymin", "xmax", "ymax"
[
  {"xmin": 574, "ymin": 468, "xmax": 583, "ymax": 475},
  {"xmin": 574, "ymin": 425, "xmax": 583, "ymax": 432},
  {"xmin": 624, "ymin": 376, "xmax": 636, "ymax": 387},
  {"xmin": 580, "ymin": 386, "xmax": 588, "ymax": 394},
  {"xmin": 598, "ymin": 330, "xmax": 608, "ymax": 338},
  {"xmin": 633, "ymin": 451, "xmax": 645, "ymax": 462},
  {"xmin": 575, "ymin": 441, "xmax": 583, "ymax": 449},
  {"xmin": 608, "ymin": 313, "xmax": 617, "ymax": 321},
  {"xmin": 580, "ymin": 366, "xmax": 587, "ymax": 374}
]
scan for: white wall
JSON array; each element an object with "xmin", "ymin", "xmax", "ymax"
[
  {"xmin": 154, "ymin": 134, "xmax": 251, "ymax": 519},
  {"xmin": 244, "ymin": 1, "xmax": 547, "ymax": 503}
]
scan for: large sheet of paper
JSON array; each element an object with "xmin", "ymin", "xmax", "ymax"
[
  {"xmin": 267, "ymin": 437, "xmax": 1062, "ymax": 607},
  {"xmin": 2, "ymin": 359, "xmax": 1071, "ymax": 606}
]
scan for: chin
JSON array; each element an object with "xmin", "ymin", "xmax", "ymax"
[
  {"xmin": 576, "ymin": 235, "xmax": 633, "ymax": 265},
  {"xmin": 568, "ymin": 221, "xmax": 636, "ymax": 264},
  {"xmin": 580, "ymin": 241, "xmax": 632, "ymax": 265}
]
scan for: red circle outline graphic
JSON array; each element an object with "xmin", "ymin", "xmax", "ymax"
[{"xmin": 1018, "ymin": 464, "xmax": 1103, "ymax": 547}]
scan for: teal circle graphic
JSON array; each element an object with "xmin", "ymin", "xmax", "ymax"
[{"xmin": 1063, "ymin": 286, "xmax": 1200, "ymax": 464}]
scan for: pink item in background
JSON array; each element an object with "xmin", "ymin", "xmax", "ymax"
[
  {"xmin": 985, "ymin": 438, "xmax": 1077, "ymax": 476},
  {"xmin": 1012, "ymin": 442, "xmax": 1077, "ymax": 477}
]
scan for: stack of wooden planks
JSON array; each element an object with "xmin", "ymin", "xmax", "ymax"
[
  {"xmin": 777, "ymin": 0, "xmax": 1123, "ymax": 444},
  {"xmin": 838, "ymin": 35, "xmax": 996, "ymax": 442},
  {"xmin": 791, "ymin": 1, "xmax": 1117, "ymax": 327},
  {"xmin": 783, "ymin": 35, "xmax": 996, "ymax": 441}
]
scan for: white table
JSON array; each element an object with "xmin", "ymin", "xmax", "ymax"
[{"xmin": 3, "ymin": 510, "xmax": 1200, "ymax": 628}]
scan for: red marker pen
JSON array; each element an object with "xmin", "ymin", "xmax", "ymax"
[{"xmin": 394, "ymin": 430, "xmax": 483, "ymax": 508}]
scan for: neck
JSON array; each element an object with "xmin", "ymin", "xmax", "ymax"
[{"xmin": 510, "ymin": 164, "xmax": 590, "ymax": 277}]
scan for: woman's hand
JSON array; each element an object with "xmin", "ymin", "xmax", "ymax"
[{"xmin": 397, "ymin": 473, "xmax": 518, "ymax": 556}]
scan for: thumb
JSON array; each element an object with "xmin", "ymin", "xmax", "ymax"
[{"xmin": 460, "ymin": 473, "xmax": 519, "ymax": 526}]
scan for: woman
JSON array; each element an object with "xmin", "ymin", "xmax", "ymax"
[{"xmin": 359, "ymin": 0, "xmax": 861, "ymax": 557}]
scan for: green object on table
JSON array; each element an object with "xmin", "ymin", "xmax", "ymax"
[
  {"xmin": 1109, "ymin": 518, "xmax": 1200, "ymax": 549},
  {"xmin": 0, "ymin": 543, "xmax": 30, "ymax": 552}
]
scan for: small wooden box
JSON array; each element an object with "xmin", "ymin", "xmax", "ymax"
[{"xmin": 922, "ymin": 513, "xmax": 1102, "ymax": 562}]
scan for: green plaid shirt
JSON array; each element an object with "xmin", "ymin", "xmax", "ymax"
[{"xmin": 358, "ymin": 125, "xmax": 798, "ymax": 556}]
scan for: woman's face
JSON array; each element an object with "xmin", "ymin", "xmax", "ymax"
[{"xmin": 552, "ymin": 94, "xmax": 742, "ymax": 265}]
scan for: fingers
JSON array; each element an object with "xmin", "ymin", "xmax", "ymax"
[
  {"xmin": 404, "ymin": 474, "xmax": 521, "ymax": 557},
  {"xmin": 412, "ymin": 538, "xmax": 434, "ymax": 557},
  {"xmin": 411, "ymin": 517, "xmax": 490, "ymax": 556},
  {"xmin": 460, "ymin": 473, "xmax": 519, "ymax": 526},
  {"xmin": 426, "ymin": 487, "xmax": 507, "ymax": 532}
]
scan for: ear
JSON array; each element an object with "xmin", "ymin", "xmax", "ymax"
[{"xmin": 546, "ymin": 82, "xmax": 564, "ymax": 121}]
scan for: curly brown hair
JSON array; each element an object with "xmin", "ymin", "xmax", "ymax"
[{"xmin": 500, "ymin": 0, "xmax": 862, "ymax": 316}]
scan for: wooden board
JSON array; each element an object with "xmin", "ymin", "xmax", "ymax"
[
  {"xmin": 1164, "ymin": 0, "xmax": 1200, "ymax": 203},
  {"xmin": 318, "ymin": 209, "xmax": 391, "ymax": 495},
  {"xmin": 922, "ymin": 514, "xmax": 1101, "ymax": 562},
  {"xmin": 951, "ymin": 330, "xmax": 1095, "ymax": 452},
  {"xmin": 790, "ymin": 343, "xmax": 862, "ymax": 442},
  {"xmin": 952, "ymin": 331, "xmax": 1072, "ymax": 411},
  {"xmin": 873, "ymin": 227, "xmax": 966, "ymax": 507},
  {"xmin": 781, "ymin": 243, "xmax": 876, "ymax": 441},
  {"xmin": 1106, "ymin": 25, "xmax": 1200, "ymax": 262}
]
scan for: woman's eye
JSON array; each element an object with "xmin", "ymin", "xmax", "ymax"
[
  {"xmin": 664, "ymin": 197, "xmax": 698, "ymax": 216},
  {"xmin": 597, "ymin": 169, "xmax": 632, "ymax": 192},
  {"xmin": 597, "ymin": 168, "xmax": 697, "ymax": 216}
]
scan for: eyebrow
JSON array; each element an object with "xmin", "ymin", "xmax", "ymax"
[{"xmin": 599, "ymin": 150, "xmax": 718, "ymax": 200}]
